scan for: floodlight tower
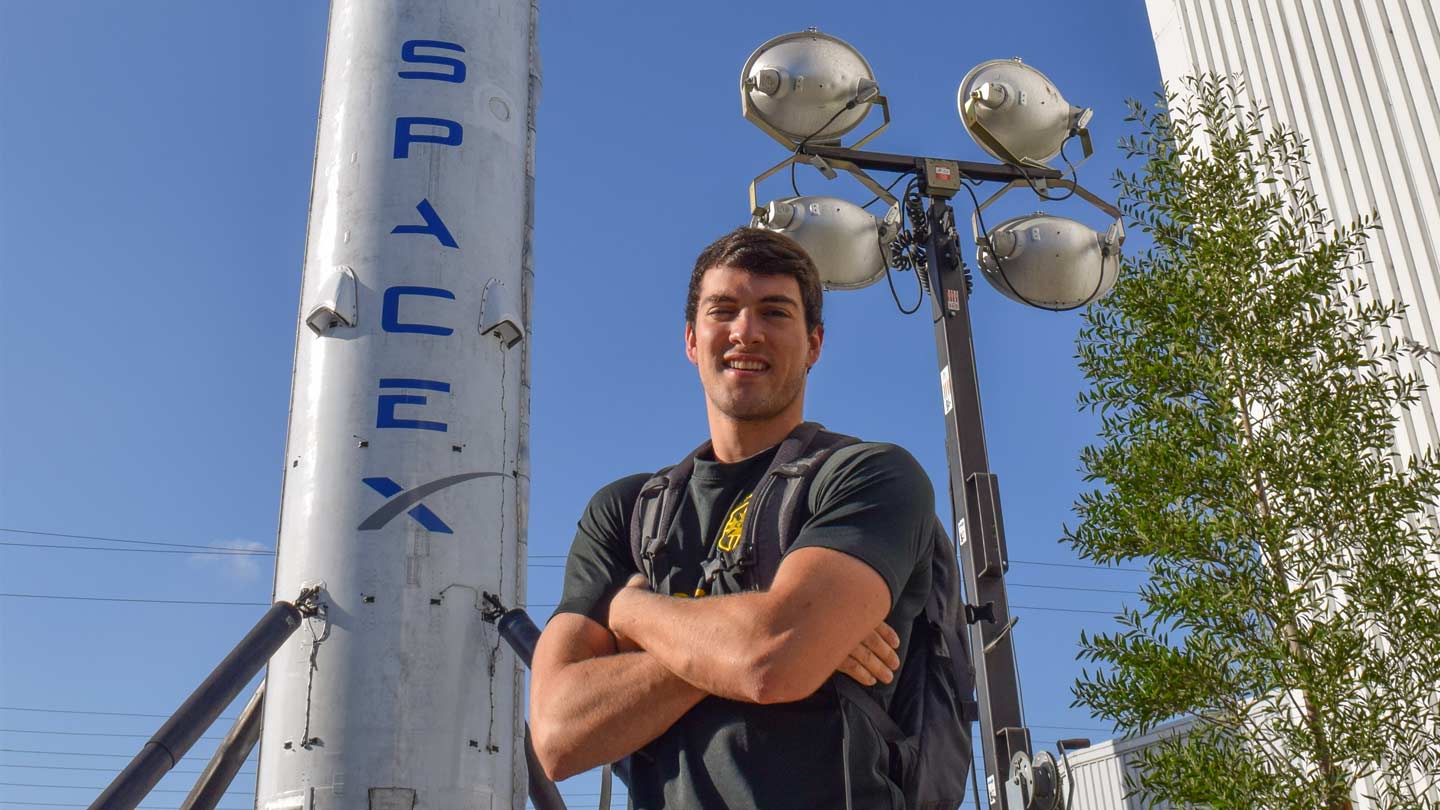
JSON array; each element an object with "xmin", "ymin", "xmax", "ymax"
[{"xmin": 738, "ymin": 31, "xmax": 1123, "ymax": 810}]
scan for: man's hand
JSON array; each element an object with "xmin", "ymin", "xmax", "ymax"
[{"xmin": 836, "ymin": 622, "xmax": 901, "ymax": 686}]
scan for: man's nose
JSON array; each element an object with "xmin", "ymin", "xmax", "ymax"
[{"xmin": 728, "ymin": 310, "xmax": 763, "ymax": 345}]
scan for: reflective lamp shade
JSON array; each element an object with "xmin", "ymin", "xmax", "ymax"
[
  {"xmin": 742, "ymin": 31, "xmax": 879, "ymax": 143},
  {"xmin": 977, "ymin": 213, "xmax": 1123, "ymax": 310},
  {"xmin": 958, "ymin": 58, "xmax": 1092, "ymax": 167},
  {"xmin": 752, "ymin": 196, "xmax": 896, "ymax": 291}
]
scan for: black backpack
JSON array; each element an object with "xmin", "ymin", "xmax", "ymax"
[{"xmin": 628, "ymin": 421, "xmax": 978, "ymax": 810}]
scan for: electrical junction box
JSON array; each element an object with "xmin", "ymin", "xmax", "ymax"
[{"xmin": 923, "ymin": 158, "xmax": 963, "ymax": 197}]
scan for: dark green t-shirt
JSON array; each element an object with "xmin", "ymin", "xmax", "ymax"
[{"xmin": 555, "ymin": 441, "xmax": 935, "ymax": 810}]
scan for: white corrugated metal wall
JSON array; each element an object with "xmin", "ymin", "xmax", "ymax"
[
  {"xmin": 1066, "ymin": 3, "xmax": 1440, "ymax": 807},
  {"xmin": 1146, "ymin": 0, "xmax": 1440, "ymax": 464}
]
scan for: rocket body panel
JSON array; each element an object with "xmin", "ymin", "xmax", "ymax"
[{"xmin": 260, "ymin": 1, "xmax": 536, "ymax": 807}]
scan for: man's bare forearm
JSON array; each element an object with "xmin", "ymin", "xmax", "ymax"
[
  {"xmin": 609, "ymin": 549, "xmax": 894, "ymax": 705},
  {"xmin": 531, "ymin": 648, "xmax": 706, "ymax": 780},
  {"xmin": 611, "ymin": 587, "xmax": 791, "ymax": 703}
]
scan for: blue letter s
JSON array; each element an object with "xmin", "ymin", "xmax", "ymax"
[{"xmin": 400, "ymin": 40, "xmax": 466, "ymax": 83}]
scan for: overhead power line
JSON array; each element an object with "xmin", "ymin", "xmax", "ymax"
[
  {"xmin": 0, "ymin": 782, "xmax": 250, "ymax": 796},
  {"xmin": 0, "ymin": 730, "xmax": 227, "ymax": 741},
  {"xmin": 0, "ymin": 795, "xmax": 250, "ymax": 801},
  {"xmin": 0, "ymin": 763, "xmax": 255, "ymax": 776},
  {"xmin": 0, "ymin": 749, "xmax": 136, "ymax": 759},
  {"xmin": 6, "ymin": 527, "xmax": 1150, "ymax": 574},
  {"xmin": 4, "ymin": 527, "xmax": 1149, "ymax": 572},
  {"xmin": 1008, "ymin": 583, "xmax": 1134, "ymax": 595},
  {"xmin": 0, "ymin": 542, "xmax": 271, "ymax": 557},
  {"xmin": 0, "ymin": 707, "xmax": 227, "ymax": 721},
  {"xmin": 0, "ymin": 594, "xmax": 269, "ymax": 607},
  {"xmin": 0, "ymin": 528, "xmax": 272, "ymax": 555}
]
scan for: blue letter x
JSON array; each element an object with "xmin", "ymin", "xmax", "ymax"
[{"xmin": 362, "ymin": 477, "xmax": 454, "ymax": 533}]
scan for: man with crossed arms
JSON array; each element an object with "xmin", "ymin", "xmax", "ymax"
[{"xmin": 531, "ymin": 228, "xmax": 936, "ymax": 809}]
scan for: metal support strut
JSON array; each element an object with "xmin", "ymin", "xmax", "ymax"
[
  {"xmin": 180, "ymin": 681, "xmax": 266, "ymax": 810},
  {"xmin": 89, "ymin": 587, "xmax": 321, "ymax": 810}
]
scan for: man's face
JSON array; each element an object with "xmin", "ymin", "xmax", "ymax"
[{"xmin": 685, "ymin": 265, "xmax": 822, "ymax": 424}]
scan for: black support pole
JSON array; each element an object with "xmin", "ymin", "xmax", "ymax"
[
  {"xmin": 921, "ymin": 196, "xmax": 1031, "ymax": 808},
  {"xmin": 179, "ymin": 681, "xmax": 266, "ymax": 810},
  {"xmin": 90, "ymin": 597, "xmax": 310, "ymax": 810}
]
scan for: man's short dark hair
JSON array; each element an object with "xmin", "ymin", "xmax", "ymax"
[{"xmin": 686, "ymin": 227, "xmax": 824, "ymax": 332}]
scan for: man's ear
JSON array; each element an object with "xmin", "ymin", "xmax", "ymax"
[
  {"xmin": 684, "ymin": 321, "xmax": 698, "ymax": 366},
  {"xmin": 807, "ymin": 324, "xmax": 824, "ymax": 369}
]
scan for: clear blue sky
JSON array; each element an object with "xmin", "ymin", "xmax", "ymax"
[{"xmin": 0, "ymin": 1, "xmax": 1163, "ymax": 807}]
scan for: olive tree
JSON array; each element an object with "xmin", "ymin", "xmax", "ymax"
[{"xmin": 1067, "ymin": 75, "xmax": 1440, "ymax": 810}]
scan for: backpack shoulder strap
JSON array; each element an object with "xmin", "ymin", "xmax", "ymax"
[
  {"xmin": 629, "ymin": 439, "xmax": 710, "ymax": 586},
  {"xmin": 833, "ymin": 677, "xmax": 905, "ymax": 742},
  {"xmin": 744, "ymin": 423, "xmax": 863, "ymax": 590}
]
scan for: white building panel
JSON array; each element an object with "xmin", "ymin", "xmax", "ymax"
[
  {"xmin": 1144, "ymin": 0, "xmax": 1440, "ymax": 463},
  {"xmin": 1064, "ymin": 723, "xmax": 1189, "ymax": 809},
  {"xmin": 1069, "ymin": 3, "xmax": 1440, "ymax": 807}
]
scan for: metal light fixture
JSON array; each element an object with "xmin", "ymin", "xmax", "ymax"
[
  {"xmin": 741, "ymin": 30, "xmax": 887, "ymax": 149},
  {"xmin": 751, "ymin": 196, "xmax": 899, "ymax": 291},
  {"xmin": 971, "ymin": 180, "xmax": 1124, "ymax": 310},
  {"xmin": 741, "ymin": 30, "xmax": 898, "ymax": 216},
  {"xmin": 958, "ymin": 58, "xmax": 1092, "ymax": 169}
]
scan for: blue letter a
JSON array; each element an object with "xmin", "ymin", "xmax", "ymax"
[{"xmin": 391, "ymin": 199, "xmax": 458, "ymax": 248}]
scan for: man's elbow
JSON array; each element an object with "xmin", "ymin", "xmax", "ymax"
[
  {"xmin": 529, "ymin": 717, "xmax": 585, "ymax": 782},
  {"xmin": 739, "ymin": 643, "xmax": 830, "ymax": 705}
]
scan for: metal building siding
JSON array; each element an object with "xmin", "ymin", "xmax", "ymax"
[
  {"xmin": 1063, "ymin": 5, "xmax": 1440, "ymax": 807},
  {"xmin": 1063, "ymin": 724, "xmax": 1188, "ymax": 809},
  {"xmin": 1144, "ymin": 0, "xmax": 1440, "ymax": 464}
]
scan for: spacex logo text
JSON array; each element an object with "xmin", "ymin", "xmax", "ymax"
[
  {"xmin": 356, "ymin": 38, "xmax": 492, "ymax": 535},
  {"xmin": 359, "ymin": 472, "xmax": 508, "ymax": 533}
]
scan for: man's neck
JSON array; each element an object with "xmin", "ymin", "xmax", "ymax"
[{"xmin": 706, "ymin": 411, "xmax": 804, "ymax": 463}]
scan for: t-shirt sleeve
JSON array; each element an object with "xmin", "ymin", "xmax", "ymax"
[
  {"xmin": 552, "ymin": 473, "xmax": 650, "ymax": 626},
  {"xmin": 786, "ymin": 443, "xmax": 934, "ymax": 608}
]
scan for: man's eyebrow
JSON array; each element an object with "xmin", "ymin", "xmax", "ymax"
[
  {"xmin": 759, "ymin": 295, "xmax": 799, "ymax": 308},
  {"xmin": 700, "ymin": 293, "xmax": 800, "ymax": 308}
]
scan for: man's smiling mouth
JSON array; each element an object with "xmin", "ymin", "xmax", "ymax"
[{"xmin": 725, "ymin": 358, "xmax": 769, "ymax": 372}]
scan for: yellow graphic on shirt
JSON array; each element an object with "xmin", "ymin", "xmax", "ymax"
[{"xmin": 716, "ymin": 493, "xmax": 753, "ymax": 553}]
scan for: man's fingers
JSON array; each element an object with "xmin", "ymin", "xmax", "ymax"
[
  {"xmin": 850, "ymin": 645, "xmax": 895, "ymax": 684},
  {"xmin": 837, "ymin": 626, "xmax": 902, "ymax": 685},
  {"xmin": 875, "ymin": 622, "xmax": 900, "ymax": 649},
  {"xmin": 837, "ymin": 655, "xmax": 878, "ymax": 686},
  {"xmin": 860, "ymin": 631, "xmax": 901, "ymax": 672}
]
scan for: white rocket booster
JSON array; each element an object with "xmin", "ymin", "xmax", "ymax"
[{"xmin": 258, "ymin": 1, "xmax": 540, "ymax": 808}]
